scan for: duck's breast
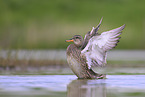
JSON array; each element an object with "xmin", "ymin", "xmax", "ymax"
[{"xmin": 67, "ymin": 54, "xmax": 84, "ymax": 78}]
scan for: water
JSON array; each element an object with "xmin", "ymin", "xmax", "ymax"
[{"xmin": 0, "ymin": 75, "xmax": 145, "ymax": 97}]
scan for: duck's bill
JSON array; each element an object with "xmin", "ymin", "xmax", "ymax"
[{"xmin": 65, "ymin": 39, "xmax": 74, "ymax": 42}]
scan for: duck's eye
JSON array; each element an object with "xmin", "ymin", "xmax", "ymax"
[{"xmin": 75, "ymin": 37, "xmax": 79, "ymax": 39}]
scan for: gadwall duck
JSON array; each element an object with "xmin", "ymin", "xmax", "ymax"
[{"xmin": 66, "ymin": 18, "xmax": 125, "ymax": 79}]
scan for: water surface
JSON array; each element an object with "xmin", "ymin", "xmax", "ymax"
[{"xmin": 0, "ymin": 75, "xmax": 145, "ymax": 97}]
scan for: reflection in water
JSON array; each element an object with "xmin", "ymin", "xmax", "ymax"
[{"xmin": 67, "ymin": 79, "xmax": 106, "ymax": 97}]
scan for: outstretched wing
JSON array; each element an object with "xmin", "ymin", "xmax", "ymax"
[
  {"xmin": 81, "ymin": 24, "xmax": 125, "ymax": 69},
  {"xmin": 81, "ymin": 17, "xmax": 103, "ymax": 50}
]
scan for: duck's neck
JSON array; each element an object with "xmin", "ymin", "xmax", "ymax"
[{"xmin": 74, "ymin": 42, "xmax": 82, "ymax": 48}]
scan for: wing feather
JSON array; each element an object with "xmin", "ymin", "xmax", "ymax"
[{"xmin": 81, "ymin": 24, "xmax": 125, "ymax": 69}]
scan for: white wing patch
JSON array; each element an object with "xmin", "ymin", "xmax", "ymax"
[{"xmin": 81, "ymin": 25, "xmax": 125, "ymax": 69}]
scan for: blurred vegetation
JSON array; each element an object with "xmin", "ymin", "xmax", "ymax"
[{"xmin": 0, "ymin": 0, "xmax": 145, "ymax": 49}]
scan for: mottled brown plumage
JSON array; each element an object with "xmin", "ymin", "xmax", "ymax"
[
  {"xmin": 66, "ymin": 18, "xmax": 125, "ymax": 79},
  {"xmin": 66, "ymin": 35, "xmax": 105, "ymax": 79}
]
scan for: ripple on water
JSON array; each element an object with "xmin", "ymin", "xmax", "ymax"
[{"xmin": 0, "ymin": 75, "xmax": 145, "ymax": 92}]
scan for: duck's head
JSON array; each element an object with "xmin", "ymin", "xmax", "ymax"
[{"xmin": 65, "ymin": 35, "xmax": 83, "ymax": 47}]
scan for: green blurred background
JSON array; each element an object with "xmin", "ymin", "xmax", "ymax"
[{"xmin": 0, "ymin": 0, "xmax": 145, "ymax": 50}]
